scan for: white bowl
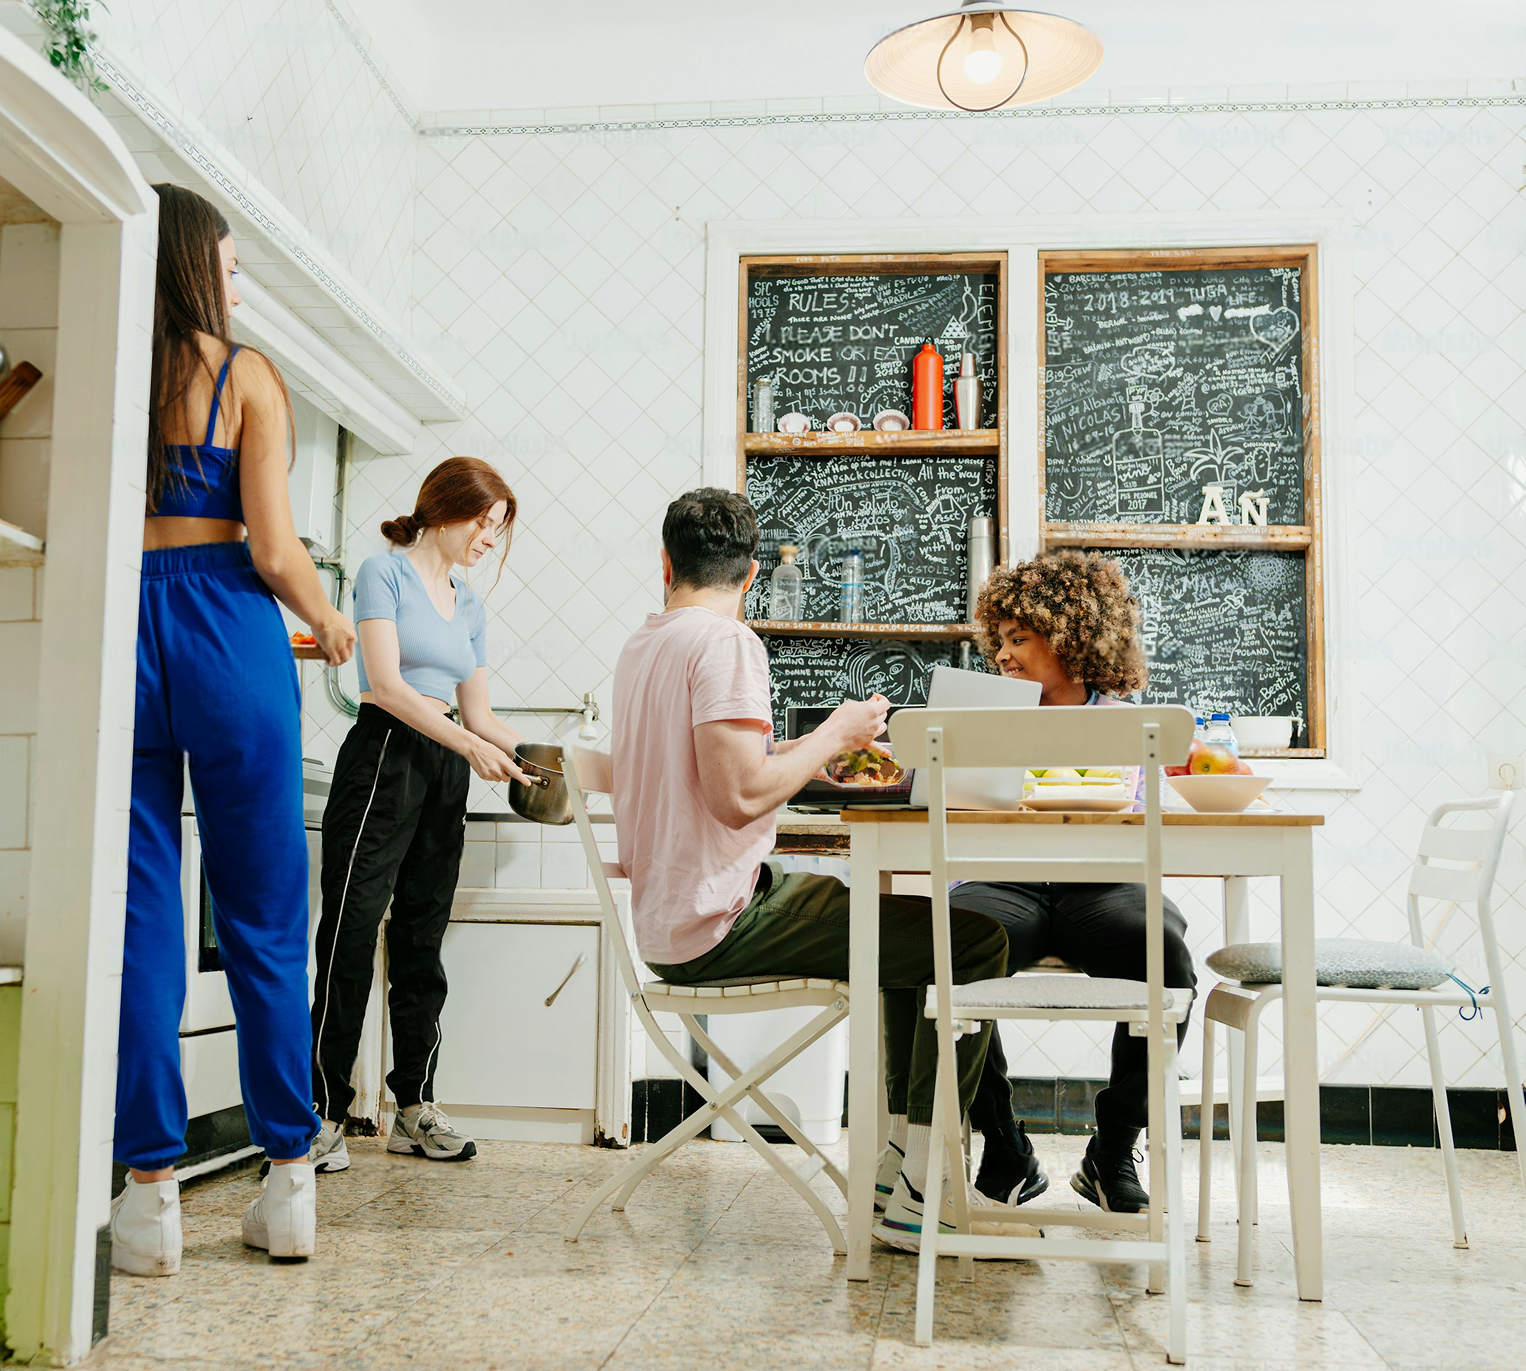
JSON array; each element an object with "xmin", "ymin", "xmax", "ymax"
[
  {"xmin": 1167, "ymin": 773, "xmax": 1270, "ymax": 813},
  {"xmin": 1230, "ymin": 715, "xmax": 1296, "ymax": 750}
]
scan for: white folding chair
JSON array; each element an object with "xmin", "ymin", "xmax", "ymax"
[
  {"xmin": 1198, "ymin": 791, "xmax": 1524, "ymax": 1283},
  {"xmin": 560, "ymin": 744, "xmax": 851, "ymax": 1251},
  {"xmin": 888, "ymin": 704, "xmax": 1196, "ymax": 1363}
]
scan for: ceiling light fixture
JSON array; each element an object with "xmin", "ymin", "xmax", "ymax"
[{"xmin": 864, "ymin": 1, "xmax": 1102, "ymax": 114}]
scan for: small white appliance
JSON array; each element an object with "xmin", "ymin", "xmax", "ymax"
[{"xmin": 907, "ymin": 666, "xmax": 1041, "ymax": 810}]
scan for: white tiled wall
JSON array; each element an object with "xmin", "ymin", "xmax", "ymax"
[
  {"xmin": 0, "ymin": 223, "xmax": 58, "ymax": 965},
  {"xmin": 296, "ymin": 82, "xmax": 1526, "ymax": 1093},
  {"xmin": 100, "ymin": 0, "xmax": 420, "ymax": 323}
]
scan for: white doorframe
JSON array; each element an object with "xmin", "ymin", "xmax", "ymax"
[
  {"xmin": 0, "ymin": 23, "xmax": 156, "ymax": 1365},
  {"xmin": 702, "ymin": 212, "xmax": 1359, "ymax": 791}
]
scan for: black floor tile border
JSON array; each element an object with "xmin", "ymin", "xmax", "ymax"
[{"xmin": 628, "ymin": 1077, "xmax": 1518, "ymax": 1150}]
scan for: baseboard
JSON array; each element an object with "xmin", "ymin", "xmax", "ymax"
[{"xmin": 629, "ymin": 1076, "xmax": 1519, "ymax": 1151}]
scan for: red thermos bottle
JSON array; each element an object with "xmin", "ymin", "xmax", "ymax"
[{"xmin": 912, "ymin": 343, "xmax": 944, "ymax": 430}]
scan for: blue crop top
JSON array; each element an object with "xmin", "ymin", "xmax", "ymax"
[
  {"xmin": 153, "ymin": 347, "xmax": 243, "ymax": 521},
  {"xmin": 352, "ymin": 552, "xmax": 489, "ymax": 703}
]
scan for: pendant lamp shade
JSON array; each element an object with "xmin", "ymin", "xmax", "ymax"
[{"xmin": 864, "ymin": 2, "xmax": 1102, "ymax": 113}]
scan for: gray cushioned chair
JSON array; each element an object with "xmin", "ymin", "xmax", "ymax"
[{"xmin": 1197, "ymin": 792, "xmax": 1523, "ymax": 1286}]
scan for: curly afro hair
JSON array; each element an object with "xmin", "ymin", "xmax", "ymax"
[{"xmin": 975, "ymin": 549, "xmax": 1148, "ymax": 696}]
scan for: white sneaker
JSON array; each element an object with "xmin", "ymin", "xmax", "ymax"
[
  {"xmin": 242, "ymin": 1162, "xmax": 316, "ymax": 1259},
  {"xmin": 308, "ymin": 1121, "xmax": 350, "ymax": 1173},
  {"xmin": 873, "ymin": 1172, "xmax": 1041, "ymax": 1256},
  {"xmin": 110, "ymin": 1176, "xmax": 182, "ymax": 1276},
  {"xmin": 388, "ymin": 1103, "xmax": 477, "ymax": 1161},
  {"xmin": 875, "ymin": 1140, "xmax": 905, "ymax": 1214}
]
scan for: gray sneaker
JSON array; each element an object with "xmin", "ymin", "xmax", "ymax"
[
  {"xmin": 309, "ymin": 1121, "xmax": 350, "ymax": 1173},
  {"xmin": 387, "ymin": 1103, "xmax": 477, "ymax": 1161}
]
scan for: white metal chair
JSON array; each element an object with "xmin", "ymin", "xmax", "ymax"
[
  {"xmin": 1197, "ymin": 791, "xmax": 1524, "ymax": 1285},
  {"xmin": 887, "ymin": 704, "xmax": 1196, "ymax": 1362},
  {"xmin": 560, "ymin": 744, "xmax": 851, "ymax": 1250}
]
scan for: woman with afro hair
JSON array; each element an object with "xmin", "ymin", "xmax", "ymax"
[{"xmin": 949, "ymin": 550, "xmax": 1197, "ymax": 1217}]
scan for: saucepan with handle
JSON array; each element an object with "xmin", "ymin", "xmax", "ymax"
[{"xmin": 508, "ymin": 742, "xmax": 574, "ymax": 825}]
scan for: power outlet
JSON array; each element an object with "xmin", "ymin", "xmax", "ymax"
[{"xmin": 1487, "ymin": 754, "xmax": 1523, "ymax": 790}]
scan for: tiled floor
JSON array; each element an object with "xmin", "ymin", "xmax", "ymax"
[{"xmin": 89, "ymin": 1132, "xmax": 1526, "ymax": 1370}]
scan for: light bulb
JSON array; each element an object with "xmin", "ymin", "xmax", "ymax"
[{"xmin": 963, "ymin": 21, "xmax": 1002, "ymax": 84}]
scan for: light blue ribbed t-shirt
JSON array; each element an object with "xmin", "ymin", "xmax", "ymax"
[{"xmin": 352, "ymin": 551, "xmax": 488, "ymax": 703}]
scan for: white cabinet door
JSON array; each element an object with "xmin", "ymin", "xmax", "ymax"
[{"xmin": 434, "ymin": 923, "xmax": 599, "ymax": 1111}]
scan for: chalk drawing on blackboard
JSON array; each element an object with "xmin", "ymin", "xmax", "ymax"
[
  {"xmin": 1251, "ymin": 306, "xmax": 1299, "ymax": 356},
  {"xmin": 746, "ymin": 454, "xmax": 997, "ymax": 624},
  {"xmin": 1121, "ymin": 344, "xmax": 1175, "ymax": 382},
  {"xmin": 762, "ymin": 636, "xmax": 978, "ymax": 738},
  {"xmin": 1116, "ymin": 547, "xmax": 1308, "ymax": 734},
  {"xmin": 1043, "ymin": 266, "xmax": 1305, "ymax": 527},
  {"xmin": 1111, "ymin": 401, "xmax": 1166, "ymax": 517},
  {"xmin": 749, "ymin": 273, "xmax": 999, "ymax": 430}
]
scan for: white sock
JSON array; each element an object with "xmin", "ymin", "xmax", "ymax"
[
  {"xmin": 889, "ymin": 1114, "xmax": 908, "ymax": 1151},
  {"xmin": 902, "ymin": 1124, "xmax": 932, "ymax": 1192}
]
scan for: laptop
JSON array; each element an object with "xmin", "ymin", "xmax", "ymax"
[{"xmin": 906, "ymin": 666, "xmax": 1041, "ymax": 810}]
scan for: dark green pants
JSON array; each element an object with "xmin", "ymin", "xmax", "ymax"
[{"xmin": 649, "ymin": 864, "xmax": 1008, "ymax": 1126}]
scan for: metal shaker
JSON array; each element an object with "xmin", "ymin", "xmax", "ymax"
[
  {"xmin": 954, "ymin": 351, "xmax": 981, "ymax": 430},
  {"xmin": 967, "ymin": 516, "xmax": 995, "ymax": 621}
]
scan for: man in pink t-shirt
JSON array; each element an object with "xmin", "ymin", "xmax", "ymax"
[{"xmin": 612, "ymin": 488, "xmax": 1012, "ymax": 1253}]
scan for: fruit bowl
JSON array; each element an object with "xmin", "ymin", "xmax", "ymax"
[{"xmin": 1166, "ymin": 774, "xmax": 1270, "ymax": 814}]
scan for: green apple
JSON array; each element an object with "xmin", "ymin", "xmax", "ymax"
[{"xmin": 1043, "ymin": 767, "xmax": 1083, "ymax": 781}]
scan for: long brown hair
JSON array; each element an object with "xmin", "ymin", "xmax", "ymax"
[
  {"xmin": 381, "ymin": 457, "xmax": 517, "ymax": 589},
  {"xmin": 146, "ymin": 183, "xmax": 291, "ymax": 512}
]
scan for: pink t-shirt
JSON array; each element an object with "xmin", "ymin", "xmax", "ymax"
[{"xmin": 612, "ymin": 607, "xmax": 775, "ymax": 966}]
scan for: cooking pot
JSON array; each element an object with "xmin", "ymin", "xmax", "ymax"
[{"xmin": 507, "ymin": 742, "xmax": 574, "ymax": 825}]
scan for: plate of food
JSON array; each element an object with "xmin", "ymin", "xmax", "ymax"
[
  {"xmin": 822, "ymin": 747, "xmax": 905, "ymax": 788},
  {"xmin": 793, "ymin": 745, "xmax": 913, "ymax": 808},
  {"xmin": 1021, "ymin": 767, "xmax": 1135, "ymax": 812}
]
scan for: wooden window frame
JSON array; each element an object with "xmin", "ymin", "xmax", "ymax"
[
  {"xmin": 1038, "ymin": 246, "xmax": 1327, "ymax": 758},
  {"xmin": 701, "ymin": 214, "xmax": 1358, "ymax": 790},
  {"xmin": 736, "ymin": 251, "xmax": 1008, "ymax": 640}
]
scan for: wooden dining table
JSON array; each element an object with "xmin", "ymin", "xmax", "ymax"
[{"xmin": 782, "ymin": 805, "xmax": 1326, "ymax": 1300}]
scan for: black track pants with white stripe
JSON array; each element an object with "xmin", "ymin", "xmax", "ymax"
[{"xmin": 311, "ymin": 703, "xmax": 469, "ymax": 1123}]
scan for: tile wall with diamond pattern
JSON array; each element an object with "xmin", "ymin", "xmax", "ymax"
[
  {"xmin": 296, "ymin": 81, "xmax": 1526, "ymax": 1091},
  {"xmin": 99, "ymin": 0, "xmax": 420, "ymax": 321}
]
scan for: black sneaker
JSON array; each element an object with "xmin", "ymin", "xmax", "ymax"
[
  {"xmin": 975, "ymin": 1119, "xmax": 1049, "ymax": 1206},
  {"xmin": 1071, "ymin": 1132, "xmax": 1149, "ymax": 1213}
]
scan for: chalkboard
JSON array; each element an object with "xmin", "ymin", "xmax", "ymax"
[
  {"xmin": 744, "ymin": 455, "xmax": 997, "ymax": 623},
  {"xmin": 763, "ymin": 637, "xmax": 975, "ymax": 739},
  {"xmin": 1043, "ymin": 267, "xmax": 1304, "ymax": 525},
  {"xmin": 1118, "ymin": 548, "xmax": 1308, "ymax": 738},
  {"xmin": 748, "ymin": 273, "xmax": 999, "ymax": 430}
]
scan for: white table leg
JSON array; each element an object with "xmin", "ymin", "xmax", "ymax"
[
  {"xmin": 847, "ymin": 823, "xmax": 882, "ymax": 1282},
  {"xmin": 1279, "ymin": 829, "xmax": 1323, "ymax": 1301},
  {"xmin": 1222, "ymin": 876, "xmax": 1251, "ymax": 1169}
]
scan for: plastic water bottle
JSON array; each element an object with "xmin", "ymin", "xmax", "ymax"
[
  {"xmin": 838, "ymin": 548, "xmax": 864, "ymax": 624},
  {"xmin": 769, "ymin": 544, "xmax": 803, "ymax": 621},
  {"xmin": 1204, "ymin": 712, "xmax": 1240, "ymax": 757}
]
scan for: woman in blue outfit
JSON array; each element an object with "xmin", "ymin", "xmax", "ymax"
[
  {"xmin": 308, "ymin": 457, "xmax": 532, "ymax": 1173},
  {"xmin": 110, "ymin": 184, "xmax": 357, "ymax": 1276}
]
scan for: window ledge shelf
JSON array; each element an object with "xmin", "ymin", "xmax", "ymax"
[{"xmin": 748, "ymin": 620, "xmax": 976, "ymax": 639}]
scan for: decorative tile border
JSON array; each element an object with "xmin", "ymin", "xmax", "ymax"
[
  {"xmin": 95, "ymin": 51, "xmax": 463, "ymax": 417},
  {"xmin": 319, "ymin": 0, "xmax": 420, "ymax": 129},
  {"xmin": 426, "ymin": 92, "xmax": 1526, "ymax": 139}
]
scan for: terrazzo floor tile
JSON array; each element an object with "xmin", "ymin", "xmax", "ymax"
[{"xmin": 83, "ymin": 1131, "xmax": 1526, "ymax": 1370}]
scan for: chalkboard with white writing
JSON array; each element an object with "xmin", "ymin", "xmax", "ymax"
[
  {"xmin": 762, "ymin": 637, "xmax": 975, "ymax": 739},
  {"xmin": 1044, "ymin": 267, "xmax": 1305, "ymax": 525},
  {"xmin": 1119, "ymin": 547, "xmax": 1308, "ymax": 740},
  {"xmin": 748, "ymin": 272, "xmax": 999, "ymax": 430},
  {"xmin": 744, "ymin": 454, "xmax": 997, "ymax": 624}
]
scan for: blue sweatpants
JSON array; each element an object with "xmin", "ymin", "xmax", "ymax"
[{"xmin": 116, "ymin": 542, "xmax": 319, "ymax": 1170}]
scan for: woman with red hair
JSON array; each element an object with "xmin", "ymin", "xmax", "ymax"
[{"xmin": 309, "ymin": 457, "xmax": 533, "ymax": 1170}]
